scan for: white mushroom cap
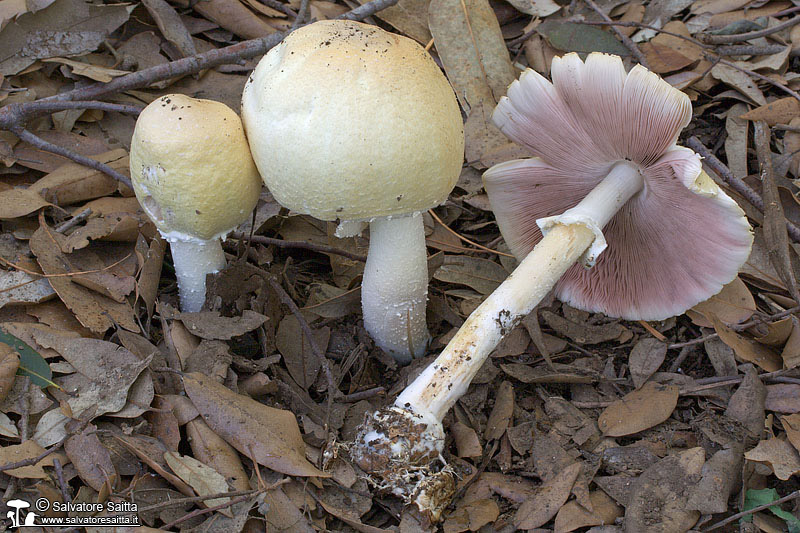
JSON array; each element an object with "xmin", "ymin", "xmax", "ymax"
[
  {"xmin": 130, "ymin": 94, "xmax": 262, "ymax": 240},
  {"xmin": 241, "ymin": 20, "xmax": 464, "ymax": 221}
]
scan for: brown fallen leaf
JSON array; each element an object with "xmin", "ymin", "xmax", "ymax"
[
  {"xmin": 687, "ymin": 276, "xmax": 755, "ymax": 327},
  {"xmin": 0, "ymin": 343, "xmax": 19, "ymax": 403},
  {"xmin": 598, "ymin": 382, "xmax": 679, "ymax": 437},
  {"xmin": 765, "ymin": 383, "xmax": 800, "ymax": 413},
  {"xmin": 186, "ymin": 418, "xmax": 250, "ymax": 492},
  {"xmin": 64, "ymin": 424, "xmax": 117, "ymax": 492},
  {"xmin": 623, "ymin": 448, "xmax": 704, "ymax": 533},
  {"xmin": 686, "ymin": 446, "xmax": 743, "ymax": 514},
  {"xmin": 514, "ymin": 462, "xmax": 581, "ymax": 529},
  {"xmin": 168, "ymin": 308, "xmax": 268, "ymax": 340},
  {"xmin": 276, "ymin": 315, "xmax": 329, "ymax": 390},
  {"xmin": 164, "ymin": 451, "xmax": 232, "ymax": 515},
  {"xmin": 358, "ymin": 0, "xmax": 431, "ymax": 44},
  {"xmin": 485, "ymin": 380, "xmax": 514, "ymax": 440},
  {"xmin": 443, "ymin": 498, "xmax": 500, "ymax": 533},
  {"xmin": 711, "ymin": 315, "xmax": 782, "ymax": 372},
  {"xmin": 0, "ymin": 439, "xmax": 65, "ymax": 478},
  {"xmin": 434, "ymin": 255, "xmax": 508, "ymax": 295},
  {"xmin": 0, "ymin": 270, "xmax": 54, "ymax": 309},
  {"xmin": 541, "ymin": 310, "xmax": 626, "ymax": 345},
  {"xmin": 29, "ymin": 218, "xmax": 139, "ymax": 334},
  {"xmin": 182, "ymin": 372, "xmax": 328, "ymax": 477},
  {"xmin": 741, "ymin": 97, "xmax": 800, "ymax": 125},
  {"xmin": 553, "ymin": 489, "xmax": 622, "ymax": 533},
  {"xmin": 0, "ymin": 187, "xmax": 52, "ymax": 219},
  {"xmin": 451, "ymin": 421, "xmax": 482, "ymax": 458},
  {"xmin": 745, "ymin": 437, "xmax": 800, "ymax": 480},
  {"xmin": 629, "ymin": 337, "xmax": 667, "ymax": 388},
  {"xmin": 29, "ymin": 149, "xmax": 130, "ymax": 205},
  {"xmin": 190, "ymin": 0, "xmax": 275, "ymax": 40},
  {"xmin": 711, "ymin": 63, "xmax": 767, "ymax": 105},
  {"xmin": 142, "ymin": 0, "xmax": 196, "ymax": 58}
]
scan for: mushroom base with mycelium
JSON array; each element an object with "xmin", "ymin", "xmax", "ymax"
[{"xmin": 350, "ymin": 52, "xmax": 754, "ymax": 520}]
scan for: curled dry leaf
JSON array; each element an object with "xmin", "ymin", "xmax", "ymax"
[
  {"xmin": 182, "ymin": 372, "xmax": 328, "ymax": 477},
  {"xmin": 485, "ymin": 380, "xmax": 514, "ymax": 440},
  {"xmin": 686, "ymin": 447, "xmax": 743, "ymax": 514},
  {"xmin": 29, "ymin": 149, "xmax": 129, "ymax": 205},
  {"xmin": 598, "ymin": 382, "xmax": 679, "ymax": 437},
  {"xmin": 514, "ymin": 462, "xmax": 581, "ymax": 530}
]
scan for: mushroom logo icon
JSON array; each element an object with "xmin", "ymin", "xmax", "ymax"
[{"xmin": 5, "ymin": 499, "xmax": 37, "ymax": 528}]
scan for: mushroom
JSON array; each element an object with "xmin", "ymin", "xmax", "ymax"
[
  {"xmin": 241, "ymin": 20, "xmax": 464, "ymax": 364},
  {"xmin": 130, "ymin": 94, "xmax": 262, "ymax": 312},
  {"xmin": 351, "ymin": 53, "xmax": 753, "ymax": 519}
]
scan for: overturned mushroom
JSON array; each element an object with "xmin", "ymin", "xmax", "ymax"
[
  {"xmin": 351, "ymin": 52, "xmax": 753, "ymax": 520},
  {"xmin": 130, "ymin": 94, "xmax": 262, "ymax": 312},
  {"xmin": 241, "ymin": 20, "xmax": 464, "ymax": 364}
]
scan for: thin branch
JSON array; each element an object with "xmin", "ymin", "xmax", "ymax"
[
  {"xmin": 583, "ymin": 0, "xmax": 649, "ymax": 67},
  {"xmin": 0, "ymin": 101, "xmax": 141, "ymax": 130},
  {"xmin": 9, "ymin": 126, "xmax": 132, "ymax": 189},
  {"xmin": 717, "ymin": 44, "xmax": 788, "ymax": 56},
  {"xmin": 229, "ymin": 232, "xmax": 367, "ymax": 262},
  {"xmin": 702, "ymin": 15, "xmax": 800, "ymax": 45},
  {"xmin": 686, "ymin": 136, "xmax": 800, "ymax": 243},
  {"xmin": 161, "ymin": 494, "xmax": 252, "ymax": 529},
  {"xmin": 256, "ymin": 0, "xmax": 297, "ymax": 17}
]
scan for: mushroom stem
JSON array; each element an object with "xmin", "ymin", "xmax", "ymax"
[
  {"xmin": 168, "ymin": 237, "xmax": 227, "ymax": 312},
  {"xmin": 362, "ymin": 212, "xmax": 430, "ymax": 364},
  {"xmin": 395, "ymin": 161, "xmax": 644, "ymax": 419}
]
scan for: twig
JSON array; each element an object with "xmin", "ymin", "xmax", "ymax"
[
  {"xmin": 669, "ymin": 305, "xmax": 800, "ymax": 349},
  {"xmin": 717, "ymin": 44, "xmax": 788, "ymax": 56},
  {"xmin": 291, "ymin": 0, "xmax": 310, "ymax": 30},
  {"xmin": 137, "ymin": 489, "xmax": 260, "ymax": 513},
  {"xmin": 161, "ymin": 494, "xmax": 252, "ymax": 529},
  {"xmin": 686, "ymin": 136, "xmax": 800, "ymax": 243},
  {"xmin": 229, "ymin": 232, "xmax": 367, "ymax": 262},
  {"xmin": 0, "ymin": 101, "xmax": 141, "ymax": 130},
  {"xmin": 9, "ymin": 126, "xmax": 132, "ymax": 189},
  {"xmin": 703, "ymin": 489, "xmax": 800, "ymax": 531},
  {"xmin": 266, "ymin": 275, "xmax": 338, "ymax": 427},
  {"xmin": 256, "ymin": 0, "xmax": 297, "ymax": 17},
  {"xmin": 340, "ymin": 386, "xmax": 385, "ymax": 402},
  {"xmin": 55, "ymin": 208, "xmax": 92, "ymax": 233},
  {"xmin": 702, "ymin": 15, "xmax": 800, "ymax": 45},
  {"xmin": 428, "ymin": 210, "xmax": 513, "ymax": 257},
  {"xmin": 53, "ymin": 458, "xmax": 71, "ymax": 505},
  {"xmin": 583, "ymin": 0, "xmax": 648, "ymax": 68},
  {"xmin": 0, "ymin": 437, "xmax": 67, "ymax": 472}
]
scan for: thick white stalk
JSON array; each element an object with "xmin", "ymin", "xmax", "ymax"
[
  {"xmin": 168, "ymin": 237, "xmax": 227, "ymax": 312},
  {"xmin": 395, "ymin": 162, "xmax": 644, "ymax": 421},
  {"xmin": 362, "ymin": 212, "xmax": 430, "ymax": 364}
]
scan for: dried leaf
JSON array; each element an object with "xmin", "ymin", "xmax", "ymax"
[
  {"xmin": 0, "ymin": 0, "xmax": 132, "ymax": 75},
  {"xmin": 0, "ymin": 440, "xmax": 65, "ymax": 478},
  {"xmin": 186, "ymin": 418, "xmax": 250, "ymax": 491},
  {"xmin": 0, "ymin": 326, "xmax": 52, "ymax": 389},
  {"xmin": 434, "ymin": 255, "xmax": 508, "ymax": 295},
  {"xmin": 687, "ymin": 276, "xmax": 755, "ymax": 327},
  {"xmin": 712, "ymin": 315, "xmax": 782, "ymax": 372},
  {"xmin": 538, "ymin": 20, "xmax": 630, "ymax": 56},
  {"xmin": 171, "ymin": 309, "xmax": 268, "ymax": 340},
  {"xmin": 358, "ymin": 0, "xmax": 431, "ymax": 44},
  {"xmin": 504, "ymin": 0, "xmax": 560, "ymax": 16},
  {"xmin": 41, "ymin": 57, "xmax": 129, "ymax": 82},
  {"xmin": 276, "ymin": 315, "xmax": 329, "ymax": 390},
  {"xmin": 514, "ymin": 462, "xmax": 581, "ymax": 529},
  {"xmin": 0, "ymin": 270, "xmax": 54, "ymax": 308},
  {"xmin": 443, "ymin": 499, "xmax": 500, "ymax": 533},
  {"xmin": 65, "ymin": 425, "xmax": 116, "ymax": 491},
  {"xmin": 541, "ymin": 310, "xmax": 626, "ymax": 345},
  {"xmin": 0, "ymin": 411, "xmax": 19, "ymax": 438},
  {"xmin": 623, "ymin": 448, "xmax": 704, "ymax": 533},
  {"xmin": 553, "ymin": 489, "xmax": 622, "ymax": 532},
  {"xmin": 0, "ymin": 343, "xmax": 19, "ymax": 402},
  {"xmin": 598, "ymin": 382, "xmax": 679, "ymax": 437},
  {"xmin": 451, "ymin": 421, "xmax": 482, "ymax": 458},
  {"xmin": 29, "ymin": 149, "xmax": 129, "ymax": 205},
  {"xmin": 0, "ymin": 187, "xmax": 52, "ymax": 219},
  {"xmin": 32, "ymin": 328, "xmax": 150, "ymax": 417},
  {"xmin": 164, "ymin": 451, "xmax": 232, "ymax": 512},
  {"xmin": 29, "ymin": 221, "xmax": 138, "ymax": 334},
  {"xmin": 485, "ymin": 380, "xmax": 514, "ymax": 440},
  {"xmin": 711, "ymin": 63, "xmax": 767, "ymax": 105},
  {"xmin": 741, "ymin": 97, "xmax": 800, "ymax": 125},
  {"xmin": 191, "ymin": 0, "xmax": 275, "ymax": 40},
  {"xmin": 182, "ymin": 372, "xmax": 327, "ymax": 477},
  {"xmin": 724, "ymin": 102, "xmax": 750, "ymax": 179},
  {"xmin": 142, "ymin": 0, "xmax": 197, "ymax": 58},
  {"xmin": 745, "ymin": 437, "xmax": 800, "ymax": 480},
  {"xmin": 428, "ymin": 0, "xmax": 516, "ymax": 111},
  {"xmin": 629, "ymin": 337, "xmax": 667, "ymax": 388}
]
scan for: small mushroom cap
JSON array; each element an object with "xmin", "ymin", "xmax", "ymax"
[
  {"xmin": 241, "ymin": 20, "xmax": 464, "ymax": 221},
  {"xmin": 130, "ymin": 94, "xmax": 262, "ymax": 240},
  {"xmin": 484, "ymin": 53, "xmax": 753, "ymax": 321}
]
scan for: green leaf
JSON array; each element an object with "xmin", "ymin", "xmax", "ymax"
[
  {"xmin": 742, "ymin": 488, "xmax": 800, "ymax": 533},
  {"xmin": 0, "ymin": 327, "xmax": 55, "ymax": 389},
  {"xmin": 538, "ymin": 20, "xmax": 630, "ymax": 56}
]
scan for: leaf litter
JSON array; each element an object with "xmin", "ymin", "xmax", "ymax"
[{"xmin": 3, "ymin": 0, "xmax": 800, "ymax": 530}]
